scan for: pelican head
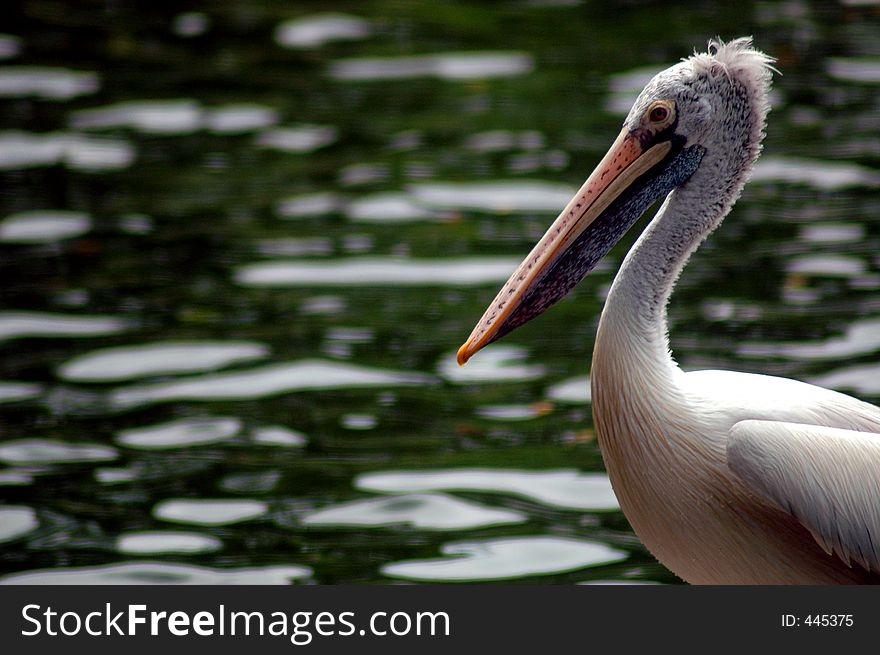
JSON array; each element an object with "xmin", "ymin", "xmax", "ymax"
[{"xmin": 457, "ymin": 37, "xmax": 775, "ymax": 365}]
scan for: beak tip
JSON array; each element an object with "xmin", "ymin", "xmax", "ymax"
[{"xmin": 456, "ymin": 342, "xmax": 472, "ymax": 366}]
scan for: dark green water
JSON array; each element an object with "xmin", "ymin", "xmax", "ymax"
[{"xmin": 1, "ymin": 1, "xmax": 879, "ymax": 584}]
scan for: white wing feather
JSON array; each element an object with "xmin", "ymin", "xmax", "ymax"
[{"xmin": 728, "ymin": 419, "xmax": 880, "ymax": 572}]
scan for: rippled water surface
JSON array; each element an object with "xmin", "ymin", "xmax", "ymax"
[{"xmin": 1, "ymin": 1, "xmax": 879, "ymax": 585}]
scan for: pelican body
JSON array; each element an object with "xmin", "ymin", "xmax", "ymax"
[{"xmin": 457, "ymin": 38, "xmax": 880, "ymax": 584}]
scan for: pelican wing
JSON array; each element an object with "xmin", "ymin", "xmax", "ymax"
[{"xmin": 728, "ymin": 420, "xmax": 880, "ymax": 573}]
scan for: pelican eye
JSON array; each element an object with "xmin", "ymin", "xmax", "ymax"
[
  {"xmin": 645, "ymin": 100, "xmax": 674, "ymax": 129},
  {"xmin": 649, "ymin": 106, "xmax": 669, "ymax": 122}
]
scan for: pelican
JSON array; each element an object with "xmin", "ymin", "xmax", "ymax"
[{"xmin": 457, "ymin": 37, "xmax": 880, "ymax": 584}]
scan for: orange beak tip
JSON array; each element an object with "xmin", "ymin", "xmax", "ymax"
[{"xmin": 456, "ymin": 343, "xmax": 472, "ymax": 366}]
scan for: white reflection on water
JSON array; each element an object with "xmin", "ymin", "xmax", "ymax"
[
  {"xmin": 328, "ymin": 51, "xmax": 534, "ymax": 81},
  {"xmin": 275, "ymin": 13, "xmax": 371, "ymax": 49},
  {"xmin": 0, "ymin": 471, "xmax": 33, "ymax": 486},
  {"xmin": 381, "ymin": 536, "xmax": 627, "ymax": 581},
  {"xmin": 205, "ymin": 104, "xmax": 279, "ymax": 134},
  {"xmin": 810, "ymin": 363, "xmax": 880, "ymax": 396},
  {"xmin": 172, "ymin": 12, "xmax": 210, "ymax": 38},
  {"xmin": 546, "ymin": 375, "xmax": 591, "ymax": 403},
  {"xmin": 234, "ymin": 257, "xmax": 519, "ymax": 287},
  {"xmin": 751, "ymin": 156, "xmax": 880, "ymax": 190},
  {"xmin": 799, "ymin": 223, "xmax": 865, "ymax": 244},
  {"xmin": 256, "ymin": 125, "xmax": 338, "ymax": 153},
  {"xmin": 356, "ymin": 468, "xmax": 619, "ymax": 511},
  {"xmin": 116, "ymin": 531, "xmax": 222, "ymax": 555},
  {"xmin": 0, "ymin": 66, "xmax": 99, "ymax": 100},
  {"xmin": 0, "ymin": 34, "xmax": 21, "ymax": 60},
  {"xmin": 0, "ymin": 310, "xmax": 130, "ymax": 342},
  {"xmin": 276, "ymin": 192, "xmax": 341, "ymax": 218},
  {"xmin": 72, "ymin": 100, "xmax": 280, "ymax": 136},
  {"xmin": 605, "ymin": 65, "xmax": 658, "ymax": 115},
  {"xmin": 785, "ymin": 254, "xmax": 866, "ymax": 277},
  {"xmin": 256, "ymin": 237, "xmax": 333, "ymax": 257},
  {"xmin": 302, "ymin": 493, "xmax": 527, "ymax": 530},
  {"xmin": 0, "ymin": 381, "xmax": 44, "ymax": 404},
  {"xmin": 0, "ymin": 506, "xmax": 38, "ymax": 543},
  {"xmin": 464, "ymin": 129, "xmax": 545, "ymax": 152},
  {"xmin": 475, "ymin": 403, "xmax": 548, "ymax": 421},
  {"xmin": 339, "ymin": 162, "xmax": 389, "ymax": 187},
  {"xmin": 71, "ymin": 99, "xmax": 202, "ymax": 133},
  {"xmin": 0, "ymin": 131, "xmax": 135, "ymax": 172},
  {"xmin": 0, "ymin": 562, "xmax": 311, "ymax": 585},
  {"xmin": 827, "ymin": 56, "xmax": 880, "ymax": 83},
  {"xmin": 251, "ymin": 425, "xmax": 307, "ymax": 447},
  {"xmin": 94, "ymin": 467, "xmax": 138, "ymax": 484},
  {"xmin": 0, "ymin": 439, "xmax": 118, "ymax": 465},
  {"xmin": 154, "ymin": 498, "xmax": 269, "ymax": 526},
  {"xmin": 220, "ymin": 470, "xmax": 282, "ymax": 494},
  {"xmin": 738, "ymin": 316, "xmax": 880, "ymax": 360},
  {"xmin": 58, "ymin": 340, "xmax": 269, "ymax": 382},
  {"xmin": 438, "ymin": 345, "xmax": 545, "ymax": 384},
  {"xmin": 340, "ymin": 413, "xmax": 377, "ymax": 430},
  {"xmin": 0, "ymin": 210, "xmax": 91, "ymax": 243},
  {"xmin": 408, "ymin": 180, "xmax": 575, "ymax": 213},
  {"xmin": 116, "ymin": 417, "xmax": 242, "ymax": 450},
  {"xmin": 301, "ymin": 295, "xmax": 346, "ymax": 315},
  {"xmin": 345, "ymin": 192, "xmax": 438, "ymax": 223},
  {"xmin": 109, "ymin": 360, "xmax": 432, "ymax": 409}
]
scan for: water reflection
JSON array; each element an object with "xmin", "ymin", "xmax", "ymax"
[
  {"xmin": 115, "ymin": 531, "xmax": 223, "ymax": 555},
  {"xmin": 438, "ymin": 346, "xmax": 546, "ymax": 384},
  {"xmin": 786, "ymin": 254, "xmax": 865, "ymax": 277},
  {"xmin": 276, "ymin": 192, "xmax": 341, "ymax": 218},
  {"xmin": 58, "ymin": 341, "xmax": 268, "ymax": 382},
  {"xmin": 109, "ymin": 360, "xmax": 432, "ymax": 409},
  {"xmin": 275, "ymin": 13, "xmax": 372, "ymax": 50},
  {"xmin": 220, "ymin": 470, "xmax": 282, "ymax": 494},
  {"xmin": 408, "ymin": 180, "xmax": 575, "ymax": 213},
  {"xmin": 811, "ymin": 363, "xmax": 880, "ymax": 396},
  {"xmin": 0, "ymin": 311, "xmax": 130, "ymax": 342},
  {"xmin": 799, "ymin": 223, "xmax": 865, "ymax": 244},
  {"xmin": 0, "ymin": 210, "xmax": 91, "ymax": 243},
  {"xmin": 345, "ymin": 192, "xmax": 438, "ymax": 223},
  {"xmin": 251, "ymin": 426, "xmax": 307, "ymax": 447},
  {"xmin": 751, "ymin": 157, "xmax": 880, "ymax": 190},
  {"xmin": 71, "ymin": 100, "xmax": 280, "ymax": 135},
  {"xmin": 116, "ymin": 417, "xmax": 242, "ymax": 449},
  {"xmin": 154, "ymin": 499, "xmax": 269, "ymax": 526},
  {"xmin": 0, "ymin": 381, "xmax": 43, "ymax": 403},
  {"xmin": 328, "ymin": 51, "xmax": 534, "ymax": 81},
  {"xmin": 0, "ymin": 471, "xmax": 34, "ymax": 486},
  {"xmin": 0, "ymin": 66, "xmax": 99, "ymax": 100},
  {"xmin": 235, "ymin": 257, "xmax": 519, "ymax": 287},
  {"xmin": 547, "ymin": 376, "xmax": 591, "ymax": 404},
  {"xmin": 172, "ymin": 12, "xmax": 210, "ymax": 38},
  {"xmin": 0, "ymin": 439, "xmax": 118, "ymax": 465},
  {"xmin": 475, "ymin": 403, "xmax": 552, "ymax": 421},
  {"xmin": 0, "ymin": 34, "xmax": 21, "ymax": 60},
  {"xmin": 255, "ymin": 125, "xmax": 338, "ymax": 153},
  {"xmin": 302, "ymin": 493, "xmax": 527, "ymax": 530},
  {"xmin": 826, "ymin": 56, "xmax": 880, "ymax": 83},
  {"xmin": 0, "ymin": 506, "xmax": 38, "ymax": 543},
  {"xmin": 356, "ymin": 468, "xmax": 619, "ymax": 512},
  {"xmin": 739, "ymin": 317, "xmax": 880, "ymax": 360},
  {"xmin": 0, "ymin": 131, "xmax": 134, "ymax": 171},
  {"xmin": 0, "ymin": 562, "xmax": 311, "ymax": 585},
  {"xmin": 381, "ymin": 536, "xmax": 627, "ymax": 582}
]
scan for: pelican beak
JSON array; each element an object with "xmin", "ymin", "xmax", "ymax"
[{"xmin": 457, "ymin": 129, "xmax": 676, "ymax": 365}]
